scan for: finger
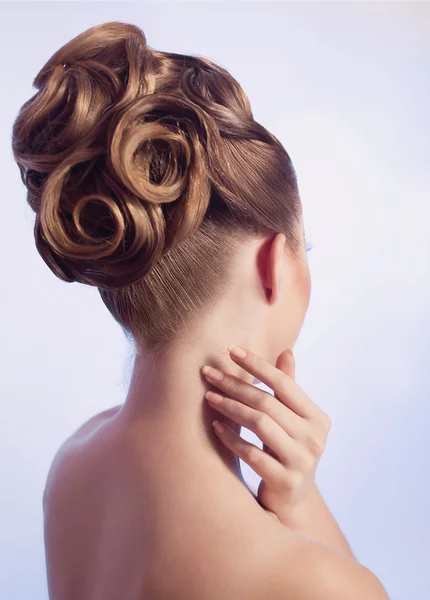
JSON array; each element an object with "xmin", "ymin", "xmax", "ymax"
[
  {"xmin": 227, "ymin": 345, "xmax": 318, "ymax": 419},
  {"xmin": 212, "ymin": 420, "xmax": 288, "ymax": 484},
  {"xmin": 264, "ymin": 348, "xmax": 294, "ymax": 455},
  {"xmin": 263, "ymin": 346, "xmax": 295, "ymax": 456},
  {"xmin": 270, "ymin": 350, "xmax": 295, "ymax": 455},
  {"xmin": 276, "ymin": 348, "xmax": 295, "ymax": 381},
  {"xmin": 205, "ymin": 390, "xmax": 301, "ymax": 467},
  {"xmin": 202, "ymin": 367, "xmax": 303, "ymax": 436}
]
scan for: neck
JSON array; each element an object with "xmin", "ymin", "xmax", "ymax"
[
  {"xmin": 115, "ymin": 312, "xmax": 274, "ymax": 495},
  {"xmin": 113, "ymin": 288, "xmax": 289, "ymax": 498},
  {"xmin": 117, "ymin": 341, "xmax": 255, "ymax": 488}
]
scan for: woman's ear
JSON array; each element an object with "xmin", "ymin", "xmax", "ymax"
[
  {"xmin": 267, "ymin": 233, "xmax": 286, "ymax": 305},
  {"xmin": 256, "ymin": 233, "xmax": 286, "ymax": 304}
]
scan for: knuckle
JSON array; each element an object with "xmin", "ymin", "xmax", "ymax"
[
  {"xmin": 323, "ymin": 415, "xmax": 332, "ymax": 432},
  {"xmin": 252, "ymin": 412, "xmax": 269, "ymax": 432},
  {"xmin": 300, "ymin": 453, "xmax": 315, "ymax": 471},
  {"xmin": 226, "ymin": 377, "xmax": 242, "ymax": 397},
  {"xmin": 255, "ymin": 393, "xmax": 271, "ymax": 412},
  {"xmin": 244, "ymin": 444, "xmax": 260, "ymax": 464},
  {"xmin": 307, "ymin": 433, "xmax": 325, "ymax": 455},
  {"xmin": 317, "ymin": 411, "xmax": 332, "ymax": 432}
]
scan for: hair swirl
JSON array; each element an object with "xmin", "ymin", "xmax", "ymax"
[{"xmin": 11, "ymin": 21, "xmax": 302, "ymax": 349}]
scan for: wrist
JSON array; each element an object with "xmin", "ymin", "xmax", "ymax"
[{"xmin": 277, "ymin": 484, "xmax": 320, "ymax": 530}]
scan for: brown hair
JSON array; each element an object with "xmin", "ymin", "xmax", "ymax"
[{"xmin": 11, "ymin": 21, "xmax": 302, "ymax": 352}]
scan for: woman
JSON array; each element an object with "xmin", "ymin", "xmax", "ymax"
[{"xmin": 12, "ymin": 21, "xmax": 389, "ymax": 600}]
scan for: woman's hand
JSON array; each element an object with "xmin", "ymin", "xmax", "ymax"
[{"xmin": 201, "ymin": 345, "xmax": 331, "ymax": 524}]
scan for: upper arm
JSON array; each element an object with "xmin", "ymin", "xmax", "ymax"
[
  {"xmin": 306, "ymin": 546, "xmax": 390, "ymax": 600},
  {"xmin": 264, "ymin": 530, "xmax": 390, "ymax": 600}
]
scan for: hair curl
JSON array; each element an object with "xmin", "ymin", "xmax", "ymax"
[{"xmin": 11, "ymin": 21, "xmax": 302, "ymax": 351}]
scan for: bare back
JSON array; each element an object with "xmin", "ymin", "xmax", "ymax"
[
  {"xmin": 42, "ymin": 409, "xmax": 292, "ymax": 599},
  {"xmin": 42, "ymin": 409, "xmax": 388, "ymax": 600}
]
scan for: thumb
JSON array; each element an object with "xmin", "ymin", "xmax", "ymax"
[{"xmin": 275, "ymin": 348, "xmax": 295, "ymax": 381}]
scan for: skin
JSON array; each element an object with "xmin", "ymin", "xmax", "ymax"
[
  {"xmin": 118, "ymin": 214, "xmax": 311, "ymax": 476},
  {"xmin": 43, "ymin": 216, "xmax": 315, "ymax": 599}
]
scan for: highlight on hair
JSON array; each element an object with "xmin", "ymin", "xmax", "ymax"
[{"xmin": 11, "ymin": 21, "xmax": 302, "ymax": 352}]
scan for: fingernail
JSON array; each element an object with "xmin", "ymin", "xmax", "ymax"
[
  {"xmin": 202, "ymin": 366, "xmax": 224, "ymax": 381},
  {"xmin": 228, "ymin": 345, "xmax": 247, "ymax": 359},
  {"xmin": 205, "ymin": 390, "xmax": 224, "ymax": 404},
  {"xmin": 212, "ymin": 420, "xmax": 226, "ymax": 434}
]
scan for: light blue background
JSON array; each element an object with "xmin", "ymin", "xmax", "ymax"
[{"xmin": 1, "ymin": 2, "xmax": 429, "ymax": 599}]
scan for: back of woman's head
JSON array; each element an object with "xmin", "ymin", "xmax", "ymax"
[{"xmin": 11, "ymin": 21, "xmax": 302, "ymax": 352}]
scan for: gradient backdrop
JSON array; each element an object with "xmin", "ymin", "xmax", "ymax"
[{"xmin": 1, "ymin": 2, "xmax": 429, "ymax": 599}]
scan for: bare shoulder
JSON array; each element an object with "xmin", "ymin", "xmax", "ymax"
[
  {"xmin": 42, "ymin": 405, "xmax": 122, "ymax": 507},
  {"xmin": 67, "ymin": 404, "xmax": 123, "ymax": 443},
  {"xmin": 261, "ymin": 524, "xmax": 390, "ymax": 600}
]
